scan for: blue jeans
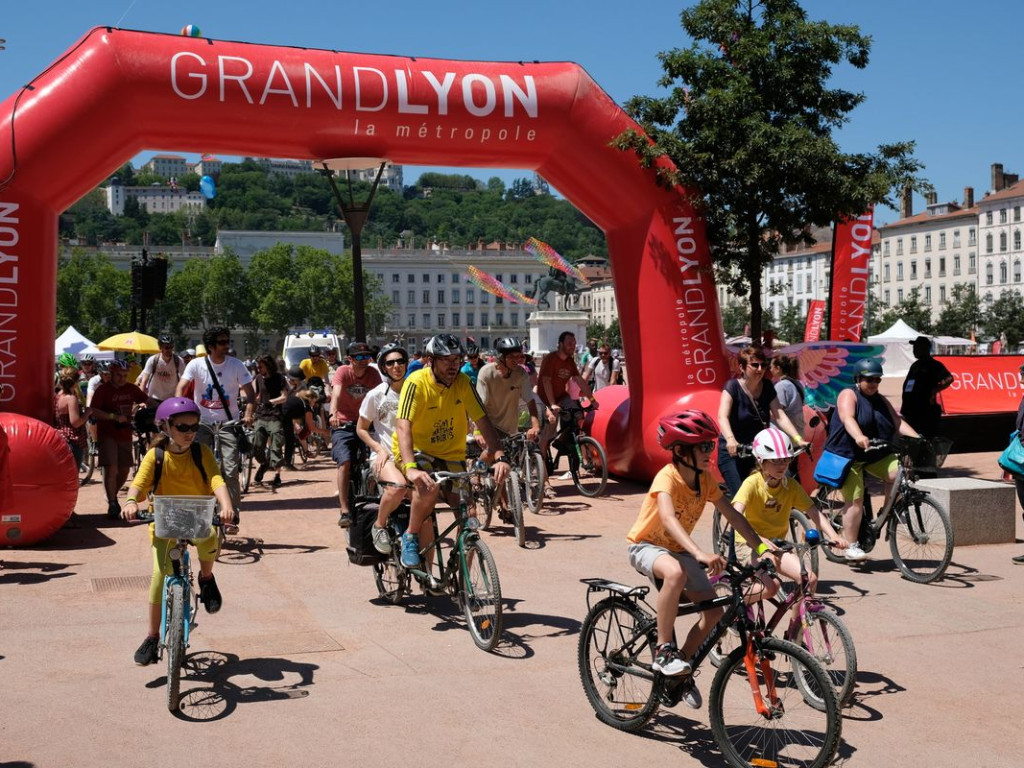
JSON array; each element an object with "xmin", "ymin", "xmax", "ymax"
[{"xmin": 717, "ymin": 440, "xmax": 755, "ymax": 500}]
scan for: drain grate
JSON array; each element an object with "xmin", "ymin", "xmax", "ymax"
[{"xmin": 91, "ymin": 575, "xmax": 152, "ymax": 593}]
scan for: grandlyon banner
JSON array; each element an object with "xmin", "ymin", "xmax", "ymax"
[
  {"xmin": 829, "ymin": 209, "xmax": 873, "ymax": 342},
  {"xmin": 935, "ymin": 355, "xmax": 1024, "ymax": 414},
  {"xmin": 804, "ymin": 299, "xmax": 826, "ymax": 342}
]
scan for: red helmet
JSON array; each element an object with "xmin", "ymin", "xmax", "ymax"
[{"xmin": 657, "ymin": 410, "xmax": 719, "ymax": 449}]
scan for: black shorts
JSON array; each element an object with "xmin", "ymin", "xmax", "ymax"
[{"xmin": 331, "ymin": 424, "xmax": 360, "ymax": 465}]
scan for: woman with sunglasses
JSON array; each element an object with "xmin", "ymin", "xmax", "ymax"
[
  {"xmin": 717, "ymin": 346, "xmax": 804, "ymax": 498},
  {"xmin": 356, "ymin": 342, "xmax": 411, "ymax": 554},
  {"xmin": 821, "ymin": 358, "xmax": 919, "ymax": 561},
  {"xmin": 121, "ymin": 397, "xmax": 236, "ymax": 666}
]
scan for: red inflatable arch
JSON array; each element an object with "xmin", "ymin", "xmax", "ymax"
[{"xmin": 0, "ymin": 26, "xmax": 731, "ymax": 482}]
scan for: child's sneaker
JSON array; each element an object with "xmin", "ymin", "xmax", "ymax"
[
  {"xmin": 679, "ymin": 678, "xmax": 702, "ymax": 709},
  {"xmin": 652, "ymin": 642, "xmax": 691, "ymax": 676},
  {"xmin": 134, "ymin": 635, "xmax": 159, "ymax": 666}
]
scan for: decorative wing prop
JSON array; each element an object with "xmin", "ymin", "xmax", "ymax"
[
  {"xmin": 507, "ymin": 286, "xmax": 538, "ymax": 306},
  {"xmin": 780, "ymin": 342, "xmax": 887, "ymax": 409},
  {"xmin": 524, "ymin": 236, "xmax": 589, "ymax": 285},
  {"xmin": 467, "ymin": 265, "xmax": 515, "ymax": 302}
]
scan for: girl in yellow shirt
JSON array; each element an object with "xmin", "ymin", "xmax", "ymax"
[{"xmin": 122, "ymin": 397, "xmax": 236, "ymax": 666}]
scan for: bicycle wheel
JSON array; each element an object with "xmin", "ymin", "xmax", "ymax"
[
  {"xmin": 793, "ymin": 607, "xmax": 858, "ymax": 708},
  {"xmin": 78, "ymin": 441, "xmax": 96, "ymax": 486},
  {"xmin": 708, "ymin": 577, "xmax": 741, "ymax": 668},
  {"xmin": 710, "ymin": 636, "xmax": 842, "ymax": 768},
  {"xmin": 474, "ymin": 476, "xmax": 495, "ymax": 530},
  {"xmin": 815, "ymin": 487, "xmax": 847, "ymax": 565},
  {"xmin": 165, "ymin": 582, "xmax": 186, "ymax": 713},
  {"xmin": 523, "ymin": 447, "xmax": 546, "ymax": 514},
  {"xmin": 240, "ymin": 449, "xmax": 254, "ymax": 495},
  {"xmin": 577, "ymin": 596, "xmax": 662, "ymax": 731},
  {"xmin": 788, "ymin": 509, "xmax": 820, "ymax": 577},
  {"xmin": 373, "ymin": 557, "xmax": 408, "ymax": 605},
  {"xmin": 888, "ymin": 495, "xmax": 953, "ymax": 583},
  {"xmin": 711, "ymin": 509, "xmax": 732, "ymax": 558},
  {"xmin": 571, "ymin": 436, "xmax": 608, "ymax": 497},
  {"xmin": 505, "ymin": 469, "xmax": 526, "ymax": 548},
  {"xmin": 460, "ymin": 538, "xmax": 502, "ymax": 651}
]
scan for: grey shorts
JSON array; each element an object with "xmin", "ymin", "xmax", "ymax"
[{"xmin": 627, "ymin": 542, "xmax": 712, "ymax": 593}]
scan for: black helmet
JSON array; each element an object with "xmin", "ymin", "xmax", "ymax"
[
  {"xmin": 309, "ymin": 344, "xmax": 321, "ymax": 355},
  {"xmin": 158, "ymin": 334, "xmax": 173, "ymax": 346},
  {"xmin": 377, "ymin": 342, "xmax": 408, "ymax": 367},
  {"xmin": 494, "ymin": 337, "xmax": 521, "ymax": 355},
  {"xmin": 854, "ymin": 358, "xmax": 884, "ymax": 379},
  {"xmin": 287, "ymin": 365, "xmax": 305, "ymax": 381},
  {"xmin": 465, "ymin": 344, "xmax": 479, "ymax": 357},
  {"xmin": 425, "ymin": 334, "xmax": 464, "ymax": 358},
  {"xmin": 347, "ymin": 340, "xmax": 371, "ymax": 356}
]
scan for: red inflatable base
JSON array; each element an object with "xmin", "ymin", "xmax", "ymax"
[{"xmin": 0, "ymin": 413, "xmax": 78, "ymax": 547}]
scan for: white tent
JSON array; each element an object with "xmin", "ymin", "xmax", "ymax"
[
  {"xmin": 866, "ymin": 319, "xmax": 922, "ymax": 377},
  {"xmin": 933, "ymin": 335, "xmax": 976, "ymax": 355},
  {"xmin": 54, "ymin": 326, "xmax": 115, "ymax": 362}
]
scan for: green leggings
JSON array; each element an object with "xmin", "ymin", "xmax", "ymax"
[{"xmin": 147, "ymin": 523, "xmax": 219, "ymax": 605}]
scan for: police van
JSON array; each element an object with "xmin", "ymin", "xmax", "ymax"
[{"xmin": 281, "ymin": 330, "xmax": 342, "ymax": 370}]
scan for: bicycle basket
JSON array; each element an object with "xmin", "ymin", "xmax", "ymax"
[
  {"xmin": 152, "ymin": 495, "xmax": 217, "ymax": 539},
  {"xmin": 896, "ymin": 436, "xmax": 953, "ymax": 469}
]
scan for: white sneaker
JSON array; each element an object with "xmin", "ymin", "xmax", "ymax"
[
  {"xmin": 844, "ymin": 543, "xmax": 868, "ymax": 562},
  {"xmin": 558, "ymin": 471, "xmax": 572, "ymax": 481},
  {"xmin": 653, "ymin": 643, "xmax": 691, "ymax": 676},
  {"xmin": 680, "ymin": 679, "xmax": 702, "ymax": 709}
]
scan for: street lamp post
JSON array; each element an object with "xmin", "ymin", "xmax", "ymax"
[{"xmin": 319, "ymin": 158, "xmax": 388, "ymax": 343}]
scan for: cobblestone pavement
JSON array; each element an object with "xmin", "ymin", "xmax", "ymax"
[{"xmin": 2, "ymin": 449, "xmax": 1021, "ymax": 768}]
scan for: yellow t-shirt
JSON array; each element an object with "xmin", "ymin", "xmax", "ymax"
[
  {"xmin": 733, "ymin": 472, "xmax": 813, "ymax": 544},
  {"xmin": 626, "ymin": 463, "xmax": 722, "ymax": 551},
  {"xmin": 392, "ymin": 368, "xmax": 485, "ymax": 462},
  {"xmin": 300, "ymin": 357, "xmax": 330, "ymax": 382},
  {"xmin": 126, "ymin": 362, "xmax": 143, "ymax": 385},
  {"xmin": 132, "ymin": 443, "xmax": 226, "ymax": 497}
]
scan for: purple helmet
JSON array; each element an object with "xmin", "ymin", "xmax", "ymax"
[{"xmin": 155, "ymin": 397, "xmax": 200, "ymax": 423}]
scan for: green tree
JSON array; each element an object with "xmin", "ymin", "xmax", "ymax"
[
  {"xmin": 875, "ymin": 288, "xmax": 932, "ymax": 334},
  {"xmin": 933, "ymin": 283, "xmax": 982, "ymax": 338},
  {"xmin": 774, "ymin": 302, "xmax": 807, "ymax": 344},
  {"xmin": 56, "ymin": 249, "xmax": 131, "ymax": 339},
  {"xmin": 982, "ymin": 291, "xmax": 1024, "ymax": 346},
  {"xmin": 586, "ymin": 319, "xmax": 622, "ymax": 350},
  {"xmin": 618, "ymin": 0, "xmax": 927, "ymax": 343},
  {"xmin": 720, "ymin": 300, "xmax": 749, "ymax": 336}
]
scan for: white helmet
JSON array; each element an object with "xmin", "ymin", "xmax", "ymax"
[{"xmin": 752, "ymin": 427, "xmax": 800, "ymax": 461}]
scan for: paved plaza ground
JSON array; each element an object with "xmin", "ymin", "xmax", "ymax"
[{"xmin": 2, "ymin": 447, "xmax": 1021, "ymax": 768}]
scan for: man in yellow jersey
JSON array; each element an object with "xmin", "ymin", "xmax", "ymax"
[{"xmin": 393, "ymin": 334, "xmax": 509, "ymax": 569}]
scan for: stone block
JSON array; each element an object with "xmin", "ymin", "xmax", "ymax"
[{"xmin": 914, "ymin": 477, "xmax": 1017, "ymax": 546}]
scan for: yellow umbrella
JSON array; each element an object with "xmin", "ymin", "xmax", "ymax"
[{"xmin": 97, "ymin": 330, "xmax": 161, "ymax": 354}]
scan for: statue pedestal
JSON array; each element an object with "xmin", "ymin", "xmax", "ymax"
[{"xmin": 528, "ymin": 310, "xmax": 589, "ymax": 355}]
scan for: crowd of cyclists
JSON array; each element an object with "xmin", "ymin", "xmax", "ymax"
[{"xmin": 53, "ymin": 327, "xmax": 949, "ymax": 721}]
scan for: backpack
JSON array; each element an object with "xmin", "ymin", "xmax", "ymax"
[
  {"xmin": 151, "ymin": 443, "xmax": 209, "ymax": 495},
  {"xmin": 346, "ymin": 497, "xmax": 409, "ymax": 566}
]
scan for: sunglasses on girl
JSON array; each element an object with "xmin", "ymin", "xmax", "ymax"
[
  {"xmin": 746, "ymin": 362, "xmax": 766, "ymax": 370},
  {"xmin": 860, "ymin": 376, "xmax": 882, "ymax": 384},
  {"xmin": 171, "ymin": 422, "xmax": 201, "ymax": 433}
]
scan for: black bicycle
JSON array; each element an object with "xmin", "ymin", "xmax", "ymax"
[
  {"xmin": 814, "ymin": 436, "xmax": 953, "ymax": 584},
  {"xmin": 544, "ymin": 401, "xmax": 607, "ymax": 497},
  {"xmin": 578, "ymin": 559, "xmax": 842, "ymax": 768}
]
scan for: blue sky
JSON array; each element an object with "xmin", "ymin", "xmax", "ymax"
[{"xmin": 1, "ymin": 1, "xmax": 1019, "ymax": 222}]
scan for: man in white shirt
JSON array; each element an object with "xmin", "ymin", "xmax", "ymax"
[
  {"xmin": 176, "ymin": 326, "xmax": 255, "ymax": 512},
  {"xmin": 583, "ymin": 344, "xmax": 622, "ymax": 392},
  {"xmin": 137, "ymin": 335, "xmax": 184, "ymax": 406}
]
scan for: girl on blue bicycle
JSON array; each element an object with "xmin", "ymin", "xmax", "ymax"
[{"xmin": 122, "ymin": 397, "xmax": 235, "ymax": 666}]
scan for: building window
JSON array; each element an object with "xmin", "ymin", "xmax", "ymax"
[
  {"xmin": 938, "ymin": 257, "xmax": 945, "ymax": 277},
  {"xmin": 422, "ymin": 313, "xmax": 430, "ymax": 327},
  {"xmin": 939, "ymin": 233, "xmax": 946, "ymax": 250},
  {"xmin": 924, "ymin": 286, "xmax": 932, "ymax": 303},
  {"xmin": 1000, "ymin": 262, "xmax": 1008, "ymax": 283},
  {"xmin": 1016, "ymin": 231, "xmax": 1022, "ymax": 250},
  {"xmin": 953, "ymin": 255, "xmax": 961, "ymax": 275},
  {"xmin": 423, "ymin": 290, "xmax": 430, "ymax": 304},
  {"xmin": 897, "ymin": 262, "xmax": 904, "ymax": 280},
  {"xmin": 1016, "ymin": 261, "xmax": 1022, "ymax": 283},
  {"xmin": 884, "ymin": 289, "xmax": 891, "ymax": 304},
  {"xmin": 509, "ymin": 274, "xmax": 518, "ymax": 284},
  {"xmin": 939, "ymin": 285, "xmax": 946, "ymax": 304},
  {"xmin": 437, "ymin": 314, "xmax": 445, "ymax": 328},
  {"xmin": 884, "ymin": 241, "xmax": 890, "ymax": 257},
  {"xmin": 884, "ymin": 263, "xmax": 891, "ymax": 282},
  {"xmin": 525, "ymin": 274, "xmax": 533, "ymax": 283},
  {"xmin": 805, "ymin": 274, "xmax": 811, "ymax": 292},
  {"xmin": 496, "ymin": 312, "xmax": 504, "ymax": 326},
  {"xmin": 481, "ymin": 293, "xmax": 489, "ymax": 304},
  {"xmin": 969, "ymin": 228, "xmax": 977, "ymax": 246},
  {"xmin": 392, "ymin": 290, "xmax": 400, "ymax": 303},
  {"xmin": 408, "ymin": 273, "xmax": 415, "ymax": 283},
  {"xmin": 437, "ymin": 289, "xmax": 445, "ymax": 304},
  {"xmin": 1000, "ymin": 232, "xmax": 1008, "ymax": 251},
  {"xmin": 969, "ymin": 252, "xmax": 977, "ymax": 273},
  {"xmin": 408, "ymin": 290, "xmax": 415, "ymax": 305},
  {"xmin": 910, "ymin": 261, "xmax": 917, "ymax": 281},
  {"xmin": 391, "ymin": 273, "xmax": 400, "ymax": 283},
  {"xmin": 452, "ymin": 288, "xmax": 460, "ymax": 304},
  {"xmin": 467, "ymin": 312, "xmax": 475, "ymax": 326},
  {"xmin": 924, "ymin": 235, "xmax": 932, "ymax": 251},
  {"xmin": 495, "ymin": 274, "xmax": 503, "ymax": 282},
  {"xmin": 986, "ymin": 263, "xmax": 994, "ymax": 285},
  {"xmin": 896, "ymin": 238, "xmax": 904, "ymax": 256},
  {"xmin": 452, "ymin": 273, "xmax": 459, "ymax": 283},
  {"xmin": 910, "ymin": 236, "xmax": 917, "ymax": 254},
  {"xmin": 467, "ymin": 289, "xmax": 475, "ymax": 304},
  {"xmin": 511, "ymin": 312, "xmax": 519, "ymax": 327},
  {"xmin": 408, "ymin": 314, "xmax": 415, "ymax": 328},
  {"xmin": 897, "ymin": 289, "xmax": 904, "ymax": 302},
  {"xmin": 481, "ymin": 312, "xmax": 489, "ymax": 326},
  {"xmin": 985, "ymin": 291, "xmax": 994, "ymax": 304},
  {"xmin": 422, "ymin": 273, "xmax": 430, "ymax": 283},
  {"xmin": 1000, "ymin": 208, "xmax": 1008, "ymax": 224},
  {"xmin": 986, "ymin": 211, "xmax": 994, "ymax": 225},
  {"xmin": 986, "ymin": 233, "xmax": 994, "ymax": 253},
  {"xmin": 437, "ymin": 273, "xmax": 445, "ymax": 284},
  {"xmin": 953, "ymin": 230, "xmax": 961, "ymax": 248},
  {"xmin": 924, "ymin": 259, "xmax": 931, "ymax": 278},
  {"xmin": 452, "ymin": 312, "xmax": 460, "ymax": 326}
]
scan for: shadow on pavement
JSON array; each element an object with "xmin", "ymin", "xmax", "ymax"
[
  {"xmin": 0, "ymin": 560, "xmax": 78, "ymax": 585},
  {"xmin": 216, "ymin": 536, "xmax": 329, "ymax": 566},
  {"xmin": 484, "ymin": 525, "xmax": 601, "ymax": 550},
  {"xmin": 1, "ymin": 762, "xmax": 37, "ymax": 768},
  {"xmin": 5, "ymin": 519, "xmax": 117, "ymax": 551},
  {"xmin": 842, "ymin": 670, "xmax": 907, "ymax": 723},
  {"xmin": 146, "ymin": 651, "xmax": 318, "ymax": 722}
]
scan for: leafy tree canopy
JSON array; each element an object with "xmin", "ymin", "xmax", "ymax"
[{"xmin": 616, "ymin": 0, "xmax": 928, "ymax": 341}]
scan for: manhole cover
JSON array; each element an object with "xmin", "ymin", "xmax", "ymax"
[{"xmin": 91, "ymin": 575, "xmax": 152, "ymax": 593}]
